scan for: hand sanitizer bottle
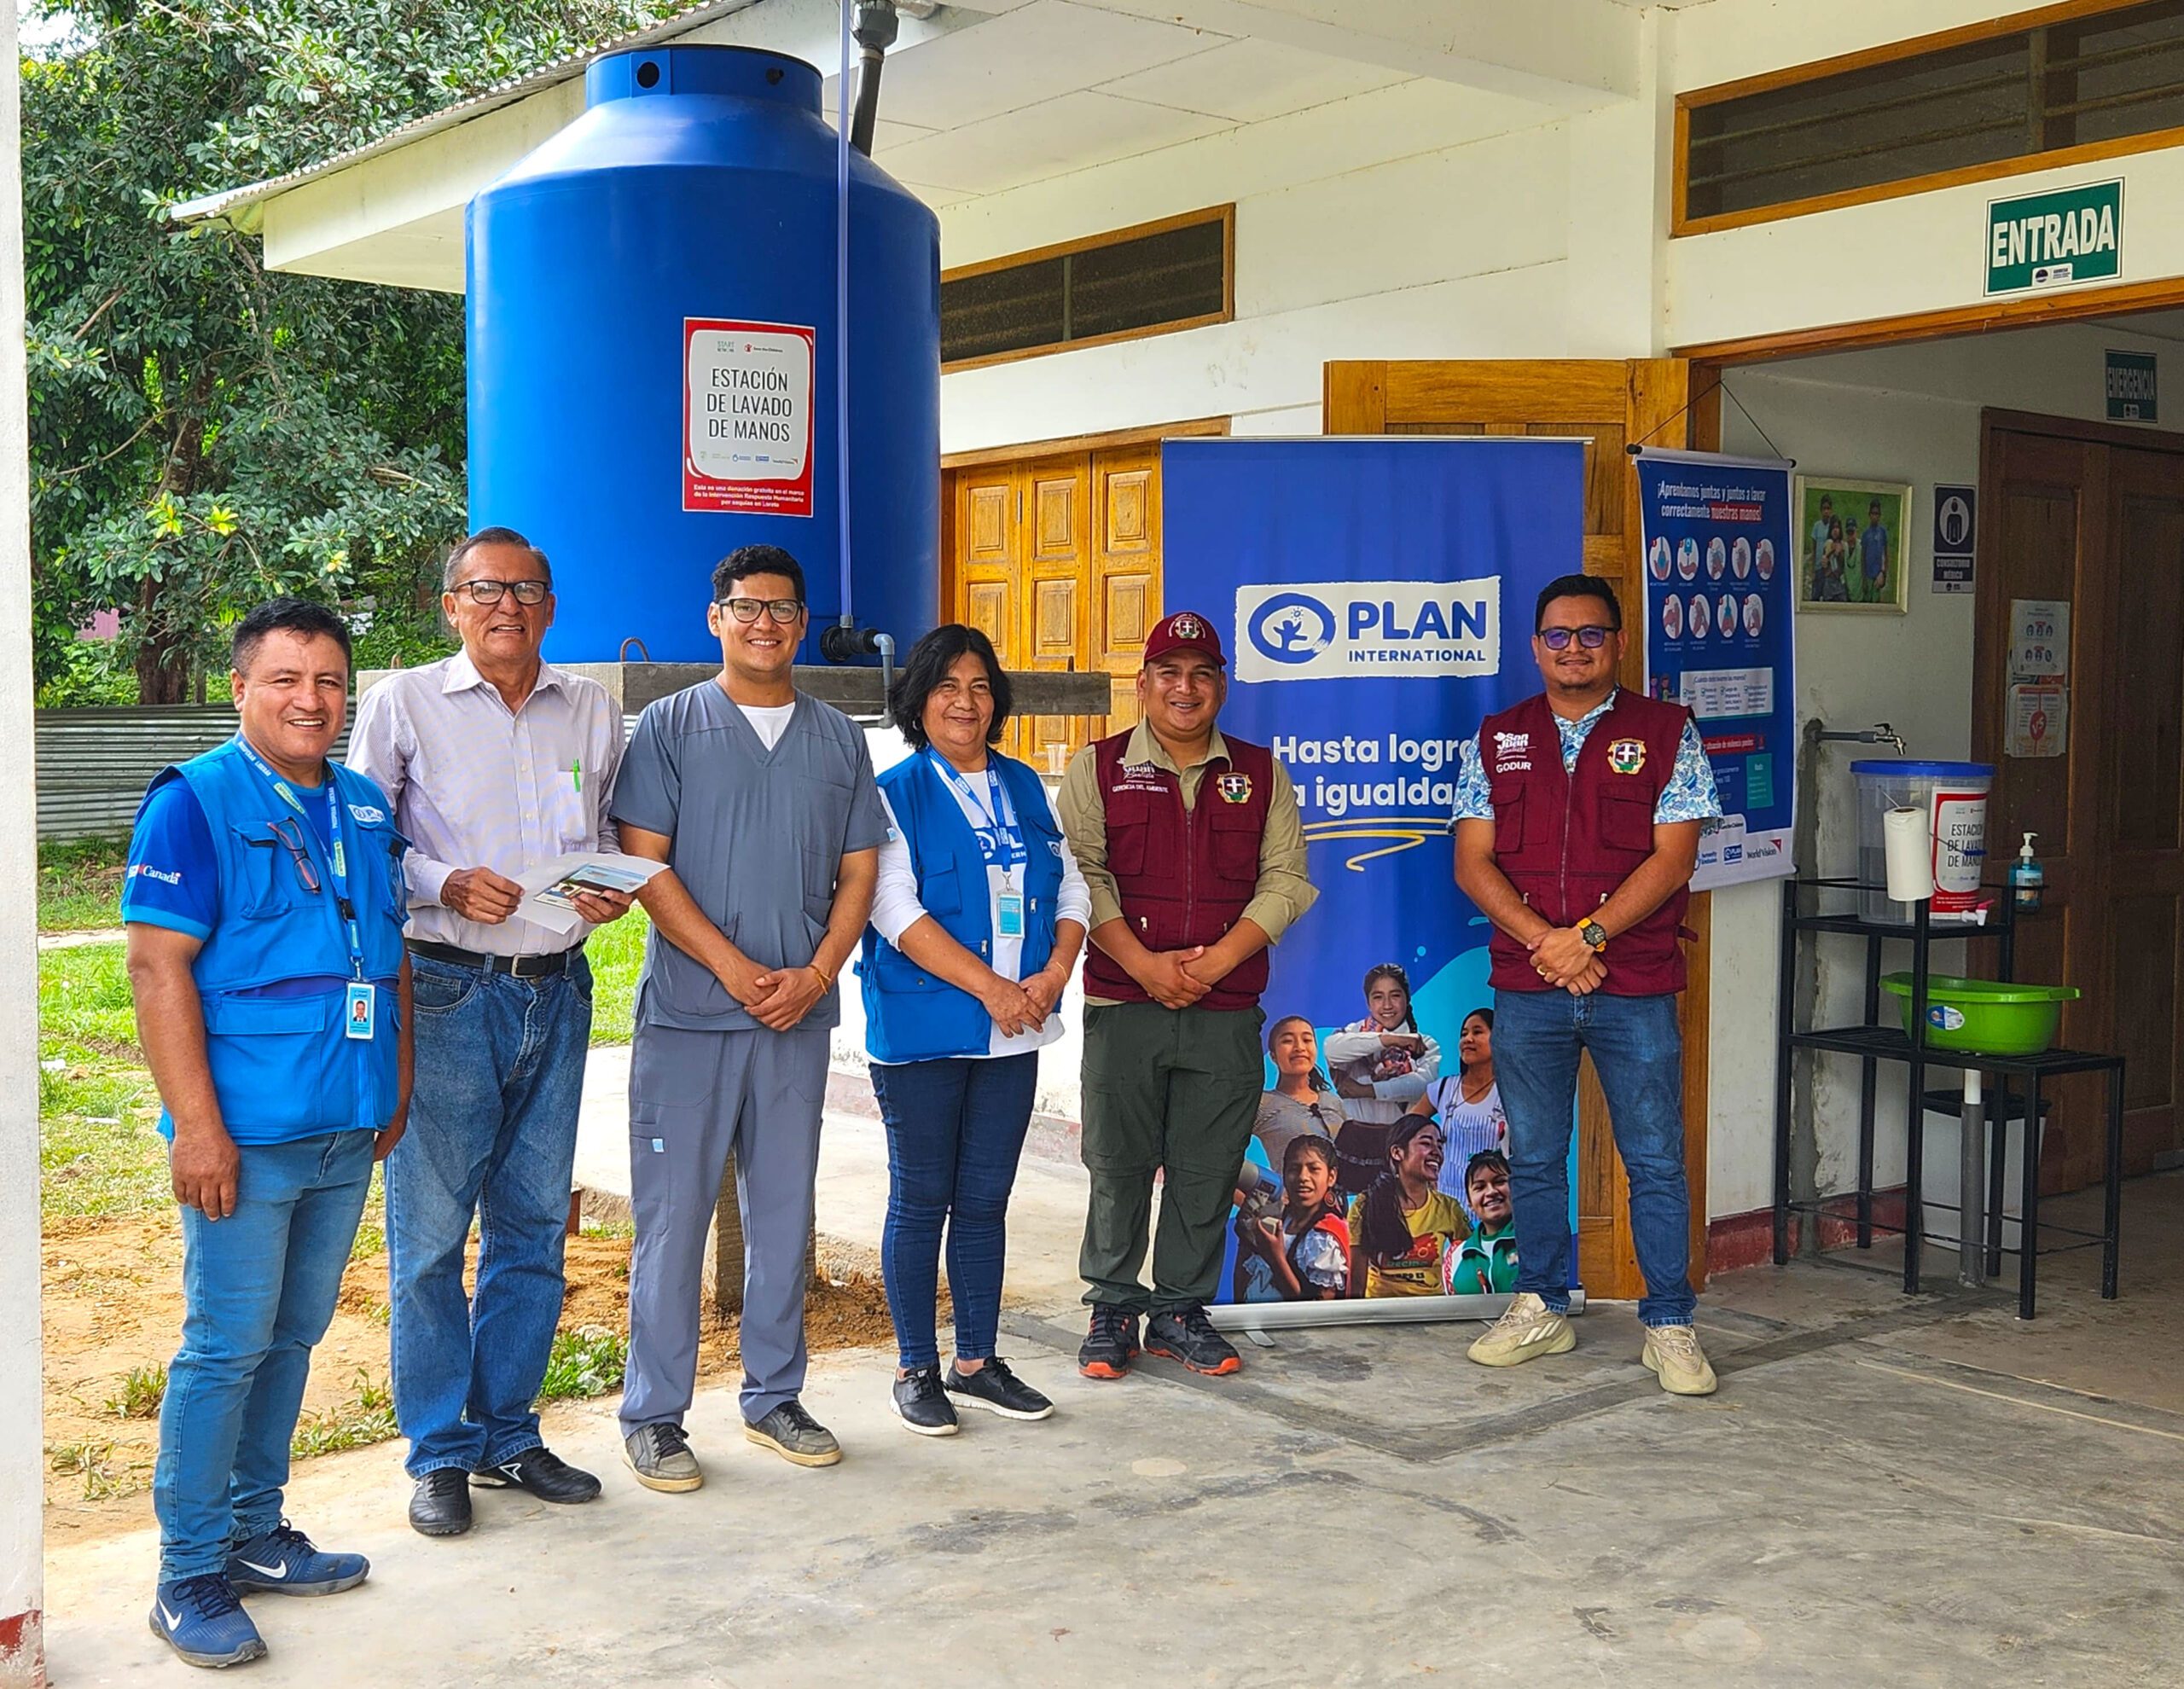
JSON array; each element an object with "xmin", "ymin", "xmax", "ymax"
[{"xmin": 2010, "ymin": 833, "xmax": 2044, "ymax": 914}]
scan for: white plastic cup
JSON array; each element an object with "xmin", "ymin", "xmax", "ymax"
[{"xmin": 1883, "ymin": 806, "xmax": 1934, "ymax": 904}]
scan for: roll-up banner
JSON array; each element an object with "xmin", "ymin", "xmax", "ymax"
[
  {"xmin": 1163, "ymin": 438, "xmax": 1586, "ymax": 1327},
  {"xmin": 1635, "ymin": 449, "xmax": 1798, "ymax": 891}
]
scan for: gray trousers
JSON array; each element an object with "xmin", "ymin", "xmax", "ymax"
[{"xmin": 621, "ymin": 1021, "xmax": 828, "ymax": 1431}]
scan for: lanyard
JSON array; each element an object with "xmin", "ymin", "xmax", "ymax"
[
  {"xmin": 233, "ymin": 734, "xmax": 367, "ymax": 979},
  {"xmin": 926, "ymin": 751, "xmax": 1025, "ymax": 878}
]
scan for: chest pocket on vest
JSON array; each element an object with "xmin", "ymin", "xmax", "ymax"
[
  {"xmin": 1106, "ymin": 787, "xmax": 1159, "ymax": 877},
  {"xmin": 231, "ymin": 823, "xmax": 318, "ymax": 921},
  {"xmin": 1599, "ymin": 789, "xmax": 1657, "ymax": 854},
  {"xmin": 917, "ymin": 859, "xmax": 965, "ymax": 917},
  {"xmin": 347, "ymin": 811, "xmax": 409, "ymax": 933},
  {"xmin": 1487, "ymin": 778, "xmax": 1549, "ymax": 852},
  {"xmin": 1208, "ymin": 804, "xmax": 1260, "ymax": 882}
]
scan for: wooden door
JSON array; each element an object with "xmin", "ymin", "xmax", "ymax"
[
  {"xmin": 1094, "ymin": 445, "xmax": 1162, "ymax": 742},
  {"xmin": 2102, "ymin": 449, "xmax": 2184, "ymax": 1171},
  {"xmin": 1326, "ymin": 358, "xmax": 1716, "ymax": 1299},
  {"xmin": 1978, "ymin": 417, "xmax": 2184, "ymax": 1186},
  {"xmin": 1019, "ymin": 456, "xmax": 1094, "ymax": 772},
  {"xmin": 944, "ymin": 444, "xmax": 1169, "ymax": 767},
  {"xmin": 952, "ymin": 467, "xmax": 1020, "ymax": 667}
]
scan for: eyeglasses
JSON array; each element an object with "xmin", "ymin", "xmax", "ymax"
[
  {"xmin": 453, "ymin": 579, "xmax": 549, "ymax": 607},
  {"xmin": 265, "ymin": 817, "xmax": 321, "ymax": 895},
  {"xmin": 717, "ymin": 597, "xmax": 806, "ymax": 624},
  {"xmin": 1537, "ymin": 624, "xmax": 1614, "ymax": 650}
]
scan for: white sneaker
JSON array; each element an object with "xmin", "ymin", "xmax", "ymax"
[
  {"xmin": 1466, "ymin": 1292, "xmax": 1577, "ymax": 1367},
  {"xmin": 1641, "ymin": 1323, "xmax": 1718, "ymax": 1396}
]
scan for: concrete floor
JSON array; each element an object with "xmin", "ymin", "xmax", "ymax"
[{"xmin": 40, "ymin": 1098, "xmax": 2184, "ymax": 1687}]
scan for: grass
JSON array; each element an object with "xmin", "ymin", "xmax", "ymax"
[
  {"xmin": 107, "ymin": 1363, "xmax": 168, "ymax": 1420},
  {"xmin": 38, "ymin": 836, "xmax": 129, "ymax": 933},
  {"xmin": 588, "ymin": 907, "xmax": 647, "ymax": 1045},
  {"xmin": 290, "ymin": 1371, "xmax": 399, "ymax": 1460},
  {"xmin": 38, "ymin": 940, "xmax": 169, "ymax": 1222},
  {"xmin": 536, "ymin": 1326, "xmax": 628, "ymax": 1403},
  {"xmin": 50, "ymin": 1437, "xmax": 147, "ymax": 1501}
]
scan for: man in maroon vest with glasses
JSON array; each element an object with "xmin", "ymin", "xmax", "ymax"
[
  {"xmin": 1454, "ymin": 574, "xmax": 1722, "ymax": 1396},
  {"xmin": 1058, "ymin": 611, "xmax": 1316, "ymax": 1381}
]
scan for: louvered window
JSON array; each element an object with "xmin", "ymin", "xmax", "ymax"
[
  {"xmin": 942, "ymin": 209, "xmax": 1232, "ymax": 369},
  {"xmin": 1684, "ymin": 1, "xmax": 2184, "ymax": 224}
]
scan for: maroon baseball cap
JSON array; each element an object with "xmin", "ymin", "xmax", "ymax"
[{"xmin": 1143, "ymin": 609, "xmax": 1226, "ymax": 668}]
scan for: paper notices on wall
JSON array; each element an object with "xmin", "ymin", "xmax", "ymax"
[{"xmin": 2007, "ymin": 598, "xmax": 2071, "ymax": 759}]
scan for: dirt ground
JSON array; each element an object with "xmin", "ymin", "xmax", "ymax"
[{"xmin": 41, "ymin": 1214, "xmax": 904, "ymax": 1549}]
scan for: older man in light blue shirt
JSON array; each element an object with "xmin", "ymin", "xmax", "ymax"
[{"xmin": 348, "ymin": 526, "xmax": 634, "ymax": 1538}]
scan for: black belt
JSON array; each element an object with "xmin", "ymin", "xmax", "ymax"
[{"xmin": 406, "ymin": 938, "xmax": 580, "ymax": 978}]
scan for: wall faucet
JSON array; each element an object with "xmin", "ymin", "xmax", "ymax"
[{"xmin": 1816, "ymin": 723, "xmax": 1907, "ymax": 755}]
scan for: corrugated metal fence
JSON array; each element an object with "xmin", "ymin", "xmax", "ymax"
[
  {"xmin": 36, "ymin": 707, "xmax": 352, "ymax": 842},
  {"xmin": 35, "ymin": 705, "xmax": 646, "ymax": 842}
]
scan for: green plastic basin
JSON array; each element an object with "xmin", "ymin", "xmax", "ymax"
[{"xmin": 1879, "ymin": 972, "xmax": 2081, "ymax": 1055}]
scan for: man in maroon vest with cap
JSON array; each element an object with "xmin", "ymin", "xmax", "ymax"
[
  {"xmin": 1454, "ymin": 573, "xmax": 1722, "ymax": 1396},
  {"xmin": 1058, "ymin": 611, "xmax": 1316, "ymax": 1380}
]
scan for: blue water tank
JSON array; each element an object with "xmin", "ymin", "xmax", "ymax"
[{"xmin": 467, "ymin": 44, "xmax": 940, "ymax": 665}]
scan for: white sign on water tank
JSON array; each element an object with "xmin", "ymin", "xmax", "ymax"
[{"xmin": 683, "ymin": 317, "xmax": 815, "ymax": 515}]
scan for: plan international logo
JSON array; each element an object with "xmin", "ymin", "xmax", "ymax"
[{"xmin": 1234, "ymin": 578, "xmax": 1500, "ymax": 683}]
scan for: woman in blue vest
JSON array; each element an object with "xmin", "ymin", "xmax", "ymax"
[{"xmin": 861, "ymin": 624, "xmax": 1090, "ymax": 1437}]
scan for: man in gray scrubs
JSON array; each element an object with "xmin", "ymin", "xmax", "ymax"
[{"xmin": 612, "ymin": 545, "xmax": 886, "ymax": 1488}]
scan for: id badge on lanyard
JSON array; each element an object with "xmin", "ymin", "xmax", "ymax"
[{"xmin": 929, "ymin": 753, "xmax": 1028, "ymax": 925}]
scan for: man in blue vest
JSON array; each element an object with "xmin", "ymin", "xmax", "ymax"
[{"xmin": 123, "ymin": 599, "xmax": 413, "ymax": 1669}]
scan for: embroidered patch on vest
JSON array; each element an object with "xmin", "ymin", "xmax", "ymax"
[
  {"xmin": 1215, "ymin": 772, "xmax": 1252, "ymax": 804},
  {"xmin": 1607, "ymin": 738, "xmax": 1647, "ymax": 775}
]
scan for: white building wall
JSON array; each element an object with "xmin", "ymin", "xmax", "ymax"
[
  {"xmin": 938, "ymin": 83, "xmax": 1587, "ymax": 451},
  {"xmin": 1, "ymin": 7, "xmax": 48, "ymax": 1680}
]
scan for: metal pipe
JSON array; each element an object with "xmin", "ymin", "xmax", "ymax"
[{"xmin": 849, "ymin": 0, "xmax": 900, "ymax": 158}]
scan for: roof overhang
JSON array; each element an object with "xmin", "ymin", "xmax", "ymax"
[{"xmin": 174, "ymin": 0, "xmax": 1647, "ymax": 295}]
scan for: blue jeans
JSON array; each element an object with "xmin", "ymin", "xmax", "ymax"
[
  {"xmin": 871, "ymin": 1053, "xmax": 1038, "ymax": 1371},
  {"xmin": 155, "ymin": 1129, "xmax": 376, "ymax": 1579},
  {"xmin": 386, "ymin": 953, "xmax": 592, "ymax": 1477},
  {"xmin": 1494, "ymin": 988, "xmax": 1697, "ymax": 1327}
]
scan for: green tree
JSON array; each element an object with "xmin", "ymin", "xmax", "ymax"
[{"xmin": 20, "ymin": 1, "xmax": 695, "ymax": 698}]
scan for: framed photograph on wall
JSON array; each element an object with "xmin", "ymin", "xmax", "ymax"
[{"xmin": 1792, "ymin": 476, "xmax": 1912, "ymax": 612}]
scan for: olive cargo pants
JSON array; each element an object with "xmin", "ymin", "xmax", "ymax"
[{"xmin": 1079, "ymin": 1001, "xmax": 1265, "ymax": 1312}]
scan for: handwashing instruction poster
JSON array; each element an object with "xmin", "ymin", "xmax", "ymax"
[{"xmin": 1636, "ymin": 449, "xmax": 1798, "ymax": 891}]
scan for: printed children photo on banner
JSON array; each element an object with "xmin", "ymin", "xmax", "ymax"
[{"xmin": 1161, "ymin": 436, "xmax": 1586, "ymax": 1318}]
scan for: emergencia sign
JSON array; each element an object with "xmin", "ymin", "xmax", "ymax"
[{"xmin": 1985, "ymin": 179, "xmax": 2122, "ymax": 297}]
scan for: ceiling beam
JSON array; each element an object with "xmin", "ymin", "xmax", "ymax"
[{"xmin": 1068, "ymin": 0, "xmax": 1639, "ymax": 107}]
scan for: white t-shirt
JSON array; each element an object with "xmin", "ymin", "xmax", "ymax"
[
  {"xmin": 870, "ymin": 763, "xmax": 1093, "ymax": 1061},
  {"xmin": 738, "ymin": 702, "xmax": 797, "ymax": 752}
]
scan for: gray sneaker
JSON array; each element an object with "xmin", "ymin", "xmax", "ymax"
[
  {"xmin": 623, "ymin": 1422, "xmax": 703, "ymax": 1493},
  {"xmin": 744, "ymin": 1399, "xmax": 842, "ymax": 1468}
]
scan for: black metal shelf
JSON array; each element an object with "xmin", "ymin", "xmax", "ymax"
[{"xmin": 1772, "ymin": 875, "xmax": 2122, "ymax": 1318}]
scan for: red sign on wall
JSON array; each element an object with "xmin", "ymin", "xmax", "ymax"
[{"xmin": 683, "ymin": 317, "xmax": 816, "ymax": 515}]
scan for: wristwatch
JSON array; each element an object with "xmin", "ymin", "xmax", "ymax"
[{"xmin": 1577, "ymin": 920, "xmax": 1609, "ymax": 953}]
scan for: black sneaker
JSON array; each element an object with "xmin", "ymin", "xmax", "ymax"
[
  {"xmin": 891, "ymin": 1366, "xmax": 961, "ymax": 1437},
  {"xmin": 623, "ymin": 1422, "xmax": 703, "ymax": 1493},
  {"xmin": 1143, "ymin": 1305, "xmax": 1241, "ymax": 1376},
  {"xmin": 744, "ymin": 1399, "xmax": 843, "ymax": 1467},
  {"xmin": 945, "ymin": 1357, "xmax": 1054, "ymax": 1421},
  {"xmin": 408, "ymin": 1468, "xmax": 473, "ymax": 1538},
  {"xmin": 1077, "ymin": 1305, "xmax": 1141, "ymax": 1380},
  {"xmin": 471, "ymin": 1445, "xmax": 602, "ymax": 1505}
]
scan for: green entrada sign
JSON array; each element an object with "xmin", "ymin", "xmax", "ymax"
[{"xmin": 1985, "ymin": 179, "xmax": 2123, "ymax": 297}]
